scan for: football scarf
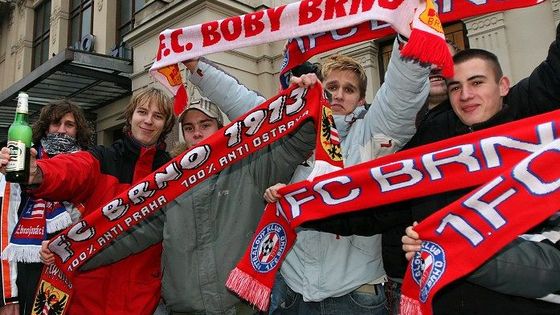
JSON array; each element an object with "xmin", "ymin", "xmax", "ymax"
[
  {"xmin": 279, "ymin": 0, "xmax": 544, "ymax": 87},
  {"xmin": 0, "ymin": 176, "xmax": 20, "ymax": 304},
  {"xmin": 399, "ymin": 137, "xmax": 560, "ymax": 315},
  {"xmin": 2, "ymin": 199, "xmax": 74, "ymax": 263},
  {"xmin": 149, "ymin": 0, "xmax": 452, "ymax": 115},
  {"xmin": 226, "ymin": 109, "xmax": 560, "ymax": 311},
  {"xmin": 33, "ymin": 83, "xmax": 336, "ymax": 315},
  {"xmin": 2, "ymin": 147, "xmax": 82, "ymax": 264},
  {"xmin": 35, "ymin": 105, "xmax": 559, "ymax": 314}
]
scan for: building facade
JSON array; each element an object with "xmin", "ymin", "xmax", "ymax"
[{"xmin": 0, "ymin": 0, "xmax": 558, "ymax": 146}]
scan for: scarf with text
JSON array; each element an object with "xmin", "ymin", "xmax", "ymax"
[
  {"xmin": 279, "ymin": 0, "xmax": 544, "ymax": 87},
  {"xmin": 149, "ymin": 0, "xmax": 451, "ymax": 115},
  {"xmin": 33, "ymin": 84, "xmax": 336, "ymax": 315},
  {"xmin": 226, "ymin": 109, "xmax": 560, "ymax": 311},
  {"xmin": 2, "ymin": 147, "xmax": 83, "ymax": 264},
  {"xmin": 399, "ymin": 137, "xmax": 560, "ymax": 315}
]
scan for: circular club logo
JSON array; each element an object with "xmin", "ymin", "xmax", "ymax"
[
  {"xmin": 411, "ymin": 241, "xmax": 446, "ymax": 303},
  {"xmin": 250, "ymin": 223, "xmax": 287, "ymax": 273}
]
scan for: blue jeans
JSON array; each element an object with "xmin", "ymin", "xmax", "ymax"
[{"xmin": 269, "ymin": 274, "xmax": 388, "ymax": 315}]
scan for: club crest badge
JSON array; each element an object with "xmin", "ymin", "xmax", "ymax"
[
  {"xmin": 411, "ymin": 241, "xmax": 446, "ymax": 303},
  {"xmin": 156, "ymin": 65, "xmax": 183, "ymax": 87},
  {"xmin": 320, "ymin": 106, "xmax": 343, "ymax": 162},
  {"xmin": 32, "ymin": 280, "xmax": 69, "ymax": 315},
  {"xmin": 419, "ymin": 0, "xmax": 443, "ymax": 34},
  {"xmin": 250, "ymin": 223, "xmax": 287, "ymax": 273}
]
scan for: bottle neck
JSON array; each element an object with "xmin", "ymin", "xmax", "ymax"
[{"xmin": 13, "ymin": 112, "xmax": 28, "ymax": 123}]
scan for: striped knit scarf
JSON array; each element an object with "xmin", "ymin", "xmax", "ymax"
[{"xmin": 2, "ymin": 146, "xmax": 82, "ymax": 263}]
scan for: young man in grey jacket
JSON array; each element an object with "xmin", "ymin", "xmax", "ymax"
[
  {"xmin": 193, "ymin": 34, "xmax": 430, "ymax": 314},
  {"xmin": 82, "ymin": 64, "xmax": 316, "ymax": 314}
]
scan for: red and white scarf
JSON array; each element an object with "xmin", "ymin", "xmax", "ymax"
[
  {"xmin": 279, "ymin": 0, "xmax": 543, "ymax": 83},
  {"xmin": 2, "ymin": 148, "xmax": 83, "ymax": 264},
  {"xmin": 399, "ymin": 136, "xmax": 560, "ymax": 314},
  {"xmin": 34, "ymin": 83, "xmax": 336, "ymax": 315},
  {"xmin": 226, "ymin": 109, "xmax": 560, "ymax": 311},
  {"xmin": 149, "ymin": 0, "xmax": 452, "ymax": 115}
]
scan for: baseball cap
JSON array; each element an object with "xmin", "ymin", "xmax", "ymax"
[
  {"xmin": 177, "ymin": 97, "xmax": 224, "ymax": 143},
  {"xmin": 179, "ymin": 97, "xmax": 224, "ymax": 127}
]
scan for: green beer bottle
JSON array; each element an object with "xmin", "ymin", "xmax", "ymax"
[{"xmin": 6, "ymin": 92, "xmax": 32, "ymax": 183}]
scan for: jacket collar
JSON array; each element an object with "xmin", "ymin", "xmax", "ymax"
[{"xmin": 333, "ymin": 106, "xmax": 367, "ymax": 140}]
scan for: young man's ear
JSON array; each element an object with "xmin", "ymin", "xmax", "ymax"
[
  {"xmin": 499, "ymin": 76, "xmax": 510, "ymax": 97},
  {"xmin": 358, "ymin": 98, "xmax": 366, "ymax": 106}
]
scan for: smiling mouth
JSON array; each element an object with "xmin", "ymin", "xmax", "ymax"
[
  {"xmin": 429, "ymin": 75, "xmax": 445, "ymax": 83},
  {"xmin": 140, "ymin": 127, "xmax": 154, "ymax": 132},
  {"xmin": 461, "ymin": 104, "xmax": 479, "ymax": 113}
]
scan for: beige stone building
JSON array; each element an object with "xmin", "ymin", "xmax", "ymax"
[{"xmin": 0, "ymin": 0, "xmax": 558, "ymax": 146}]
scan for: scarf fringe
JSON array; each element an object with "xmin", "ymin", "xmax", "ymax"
[
  {"xmin": 401, "ymin": 29, "xmax": 454, "ymax": 78},
  {"xmin": 400, "ymin": 294, "xmax": 423, "ymax": 315},
  {"xmin": 46, "ymin": 211, "xmax": 73, "ymax": 234},
  {"xmin": 306, "ymin": 160, "xmax": 343, "ymax": 181},
  {"xmin": 225, "ymin": 267, "xmax": 271, "ymax": 312},
  {"xmin": 1, "ymin": 244, "xmax": 41, "ymax": 263}
]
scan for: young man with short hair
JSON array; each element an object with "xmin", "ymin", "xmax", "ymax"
[
  {"xmin": 400, "ymin": 46, "xmax": 560, "ymax": 314},
  {"xmin": 263, "ymin": 35, "xmax": 432, "ymax": 315}
]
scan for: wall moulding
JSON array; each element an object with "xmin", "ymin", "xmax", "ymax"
[
  {"xmin": 552, "ymin": 0, "xmax": 560, "ymax": 24},
  {"xmin": 465, "ymin": 13, "xmax": 506, "ymax": 37}
]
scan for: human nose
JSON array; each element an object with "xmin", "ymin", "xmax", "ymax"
[
  {"xmin": 56, "ymin": 124, "xmax": 67, "ymax": 134},
  {"xmin": 332, "ymin": 88, "xmax": 343, "ymax": 100},
  {"xmin": 192, "ymin": 127, "xmax": 203, "ymax": 138},
  {"xmin": 460, "ymin": 86, "xmax": 473, "ymax": 100},
  {"xmin": 144, "ymin": 114, "xmax": 154, "ymax": 125}
]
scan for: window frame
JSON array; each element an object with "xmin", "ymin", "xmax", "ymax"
[
  {"xmin": 32, "ymin": 0, "xmax": 52, "ymax": 69},
  {"xmin": 68, "ymin": 0, "xmax": 94, "ymax": 50}
]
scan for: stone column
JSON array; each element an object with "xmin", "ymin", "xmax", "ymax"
[
  {"xmin": 93, "ymin": 0, "xmax": 116, "ymax": 54},
  {"xmin": 552, "ymin": 0, "xmax": 560, "ymax": 25},
  {"xmin": 49, "ymin": 0, "xmax": 70, "ymax": 55},
  {"xmin": 12, "ymin": 0, "xmax": 34, "ymax": 80}
]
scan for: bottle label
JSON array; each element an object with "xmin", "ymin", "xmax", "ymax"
[{"xmin": 6, "ymin": 141, "xmax": 26, "ymax": 172}]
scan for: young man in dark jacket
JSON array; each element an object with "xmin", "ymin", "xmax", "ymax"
[{"xmin": 307, "ymin": 23, "xmax": 560, "ymax": 315}]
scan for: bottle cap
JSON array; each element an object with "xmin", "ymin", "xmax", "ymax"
[{"xmin": 16, "ymin": 92, "xmax": 29, "ymax": 113}]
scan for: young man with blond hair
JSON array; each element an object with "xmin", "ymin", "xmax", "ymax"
[{"xmin": 264, "ymin": 35, "xmax": 431, "ymax": 315}]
